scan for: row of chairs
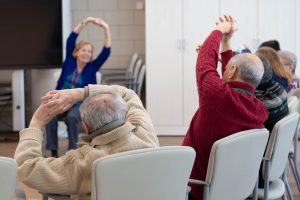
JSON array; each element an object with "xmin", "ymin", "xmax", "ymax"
[
  {"xmin": 2, "ymin": 95, "xmax": 300, "ymax": 200},
  {"xmin": 40, "ymin": 108, "xmax": 299, "ymax": 200},
  {"xmin": 100, "ymin": 53, "xmax": 146, "ymax": 97}
]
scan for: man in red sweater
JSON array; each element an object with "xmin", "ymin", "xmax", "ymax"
[{"xmin": 183, "ymin": 15, "xmax": 268, "ymax": 200}]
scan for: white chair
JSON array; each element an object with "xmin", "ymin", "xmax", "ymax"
[
  {"xmin": 288, "ymin": 95, "xmax": 300, "ymax": 193},
  {"xmin": 257, "ymin": 112, "xmax": 299, "ymax": 200},
  {"xmin": 0, "ymin": 156, "xmax": 18, "ymax": 200},
  {"xmin": 188, "ymin": 129, "xmax": 269, "ymax": 200},
  {"xmin": 42, "ymin": 146, "xmax": 196, "ymax": 200},
  {"xmin": 91, "ymin": 146, "xmax": 195, "ymax": 200}
]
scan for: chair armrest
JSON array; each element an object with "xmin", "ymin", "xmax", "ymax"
[
  {"xmin": 188, "ymin": 179, "xmax": 209, "ymax": 186},
  {"xmin": 262, "ymin": 157, "xmax": 270, "ymax": 161},
  {"xmin": 188, "ymin": 179, "xmax": 209, "ymax": 200}
]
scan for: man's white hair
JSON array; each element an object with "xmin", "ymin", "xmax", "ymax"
[
  {"xmin": 229, "ymin": 53, "xmax": 264, "ymax": 88},
  {"xmin": 80, "ymin": 92, "xmax": 127, "ymax": 132}
]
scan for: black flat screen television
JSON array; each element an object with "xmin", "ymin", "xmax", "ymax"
[{"xmin": 0, "ymin": 0, "xmax": 62, "ymax": 69}]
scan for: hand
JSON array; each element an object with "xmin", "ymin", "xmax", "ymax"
[
  {"xmin": 216, "ymin": 15, "xmax": 234, "ymax": 35},
  {"xmin": 29, "ymin": 89, "xmax": 82, "ymax": 129},
  {"xmin": 42, "ymin": 88, "xmax": 85, "ymax": 115},
  {"xmin": 82, "ymin": 17, "xmax": 96, "ymax": 25},
  {"xmin": 29, "ymin": 99, "xmax": 67, "ymax": 129},
  {"xmin": 220, "ymin": 15, "xmax": 235, "ymax": 42},
  {"xmin": 93, "ymin": 18, "xmax": 109, "ymax": 30},
  {"xmin": 74, "ymin": 17, "xmax": 96, "ymax": 33},
  {"xmin": 29, "ymin": 105, "xmax": 51, "ymax": 129},
  {"xmin": 196, "ymin": 44, "xmax": 202, "ymax": 53}
]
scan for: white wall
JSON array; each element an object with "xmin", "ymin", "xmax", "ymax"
[{"xmin": 71, "ymin": 0, "xmax": 145, "ymax": 69}]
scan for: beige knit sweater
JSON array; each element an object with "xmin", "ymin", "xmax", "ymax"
[{"xmin": 14, "ymin": 85, "xmax": 159, "ymax": 200}]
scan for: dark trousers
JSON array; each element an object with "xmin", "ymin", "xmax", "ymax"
[{"xmin": 46, "ymin": 106, "xmax": 81, "ymax": 150}]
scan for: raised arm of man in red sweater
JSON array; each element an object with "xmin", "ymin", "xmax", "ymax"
[{"xmin": 184, "ymin": 15, "xmax": 268, "ymax": 200}]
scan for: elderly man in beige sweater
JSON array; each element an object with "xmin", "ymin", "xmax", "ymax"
[{"xmin": 14, "ymin": 84, "xmax": 159, "ymax": 200}]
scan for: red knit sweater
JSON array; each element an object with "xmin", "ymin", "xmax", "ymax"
[{"xmin": 183, "ymin": 30, "xmax": 268, "ymax": 199}]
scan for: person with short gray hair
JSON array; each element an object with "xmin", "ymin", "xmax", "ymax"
[
  {"xmin": 14, "ymin": 85, "xmax": 159, "ymax": 199},
  {"xmin": 227, "ymin": 53, "xmax": 264, "ymax": 88},
  {"xmin": 183, "ymin": 15, "xmax": 268, "ymax": 200},
  {"xmin": 278, "ymin": 50, "xmax": 299, "ymax": 94},
  {"xmin": 80, "ymin": 92, "xmax": 127, "ymax": 132}
]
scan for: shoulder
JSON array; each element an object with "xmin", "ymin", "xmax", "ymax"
[{"xmin": 63, "ymin": 145, "xmax": 108, "ymax": 165}]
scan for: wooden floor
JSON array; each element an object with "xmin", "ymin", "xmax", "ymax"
[{"xmin": 1, "ymin": 134, "xmax": 300, "ymax": 199}]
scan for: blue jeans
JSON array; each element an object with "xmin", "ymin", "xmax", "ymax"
[{"xmin": 46, "ymin": 105, "xmax": 81, "ymax": 150}]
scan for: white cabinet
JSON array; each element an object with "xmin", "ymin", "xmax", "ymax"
[
  {"xmin": 258, "ymin": 0, "xmax": 296, "ymax": 51},
  {"xmin": 146, "ymin": 0, "xmax": 218, "ymax": 134},
  {"xmin": 182, "ymin": 0, "xmax": 219, "ymax": 126},
  {"xmin": 146, "ymin": 0, "xmax": 299, "ymax": 135},
  {"xmin": 146, "ymin": 0, "xmax": 183, "ymax": 129},
  {"xmin": 297, "ymin": 0, "xmax": 300, "ymax": 76}
]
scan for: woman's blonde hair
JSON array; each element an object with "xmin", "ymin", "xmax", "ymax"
[
  {"xmin": 256, "ymin": 47, "xmax": 292, "ymax": 82},
  {"xmin": 72, "ymin": 40, "xmax": 94, "ymax": 62}
]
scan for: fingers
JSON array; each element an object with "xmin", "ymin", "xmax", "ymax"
[
  {"xmin": 41, "ymin": 91, "xmax": 60, "ymax": 104},
  {"xmin": 44, "ymin": 99, "xmax": 70, "ymax": 116},
  {"xmin": 196, "ymin": 45, "xmax": 202, "ymax": 53}
]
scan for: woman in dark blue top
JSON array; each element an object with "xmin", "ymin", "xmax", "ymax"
[{"xmin": 46, "ymin": 17, "xmax": 111, "ymax": 157}]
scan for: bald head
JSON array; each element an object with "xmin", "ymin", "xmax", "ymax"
[
  {"xmin": 223, "ymin": 53, "xmax": 264, "ymax": 88},
  {"xmin": 80, "ymin": 92, "xmax": 127, "ymax": 132}
]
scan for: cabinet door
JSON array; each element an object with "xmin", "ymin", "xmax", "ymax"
[
  {"xmin": 146, "ymin": 0, "xmax": 183, "ymax": 126},
  {"xmin": 258, "ymin": 0, "xmax": 296, "ymax": 52},
  {"xmin": 220, "ymin": 0, "xmax": 258, "ymax": 50},
  {"xmin": 296, "ymin": 0, "xmax": 300, "ymax": 76},
  {"xmin": 183, "ymin": 0, "xmax": 219, "ymax": 125}
]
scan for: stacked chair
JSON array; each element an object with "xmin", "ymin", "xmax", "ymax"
[{"xmin": 101, "ymin": 53, "xmax": 146, "ymax": 97}]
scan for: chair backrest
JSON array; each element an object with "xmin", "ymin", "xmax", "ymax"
[
  {"xmin": 292, "ymin": 88, "xmax": 300, "ymax": 99},
  {"xmin": 0, "ymin": 156, "xmax": 17, "ymax": 200},
  {"xmin": 136, "ymin": 64, "xmax": 146, "ymax": 97},
  {"xmin": 127, "ymin": 53, "xmax": 139, "ymax": 75},
  {"xmin": 288, "ymin": 96, "xmax": 299, "ymax": 113},
  {"xmin": 91, "ymin": 146, "xmax": 195, "ymax": 200},
  {"xmin": 131, "ymin": 58, "xmax": 143, "ymax": 80},
  {"xmin": 263, "ymin": 112, "xmax": 299, "ymax": 181},
  {"xmin": 205, "ymin": 129, "xmax": 269, "ymax": 200}
]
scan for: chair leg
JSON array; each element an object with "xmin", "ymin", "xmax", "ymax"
[
  {"xmin": 264, "ymin": 160, "xmax": 270, "ymax": 200},
  {"xmin": 289, "ymin": 155, "xmax": 300, "ymax": 192},
  {"xmin": 203, "ymin": 185, "xmax": 209, "ymax": 200},
  {"xmin": 282, "ymin": 193, "xmax": 287, "ymax": 200},
  {"xmin": 252, "ymin": 178, "xmax": 258, "ymax": 200},
  {"xmin": 283, "ymin": 170, "xmax": 294, "ymax": 200}
]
